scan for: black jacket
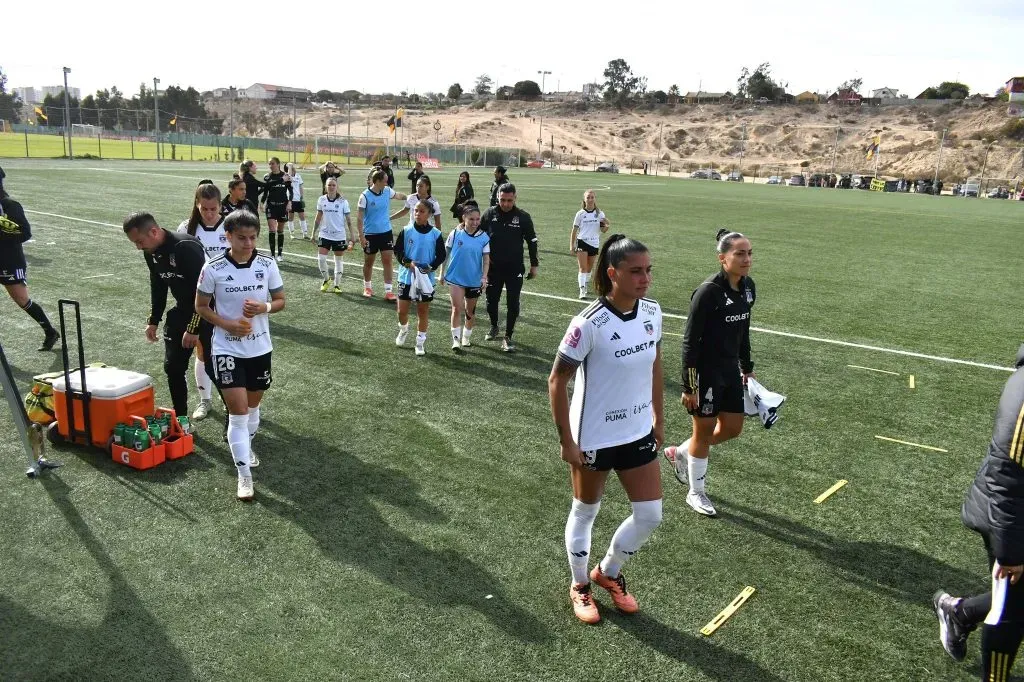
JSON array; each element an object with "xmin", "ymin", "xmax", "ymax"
[
  {"xmin": 489, "ymin": 174, "xmax": 509, "ymax": 207},
  {"xmin": 681, "ymin": 270, "xmax": 755, "ymax": 392},
  {"xmin": 407, "ymin": 168, "xmax": 424, "ymax": 193},
  {"xmin": 241, "ymin": 172, "xmax": 265, "ymax": 208},
  {"xmin": 367, "ymin": 164, "xmax": 395, "ymax": 189},
  {"xmin": 450, "ymin": 183, "xmax": 475, "ymax": 218},
  {"xmin": 962, "ymin": 345, "xmax": 1024, "ymax": 565},
  {"xmin": 480, "ymin": 206, "xmax": 538, "ymax": 268},
  {"xmin": 0, "ymin": 197, "xmax": 31, "ymax": 270},
  {"xmin": 144, "ymin": 230, "xmax": 206, "ymax": 334}
]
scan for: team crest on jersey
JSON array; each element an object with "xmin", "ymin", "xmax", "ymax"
[
  {"xmin": 255, "ymin": 270, "xmax": 265, "ymax": 281},
  {"xmin": 745, "ymin": 288, "xmax": 753, "ymax": 303},
  {"xmin": 644, "ymin": 320, "xmax": 654, "ymax": 335},
  {"xmin": 564, "ymin": 326, "xmax": 582, "ymax": 348},
  {"xmin": 169, "ymin": 254, "xmax": 176, "ymax": 267}
]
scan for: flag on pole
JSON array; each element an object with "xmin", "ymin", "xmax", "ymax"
[
  {"xmin": 865, "ymin": 135, "xmax": 880, "ymax": 160},
  {"xmin": 386, "ymin": 115, "xmax": 396, "ymax": 133},
  {"xmin": 169, "ymin": 115, "xmax": 177, "ymax": 126},
  {"xmin": 34, "ymin": 106, "xmax": 47, "ymax": 121},
  {"xmin": 395, "ymin": 108, "xmax": 404, "ymax": 128}
]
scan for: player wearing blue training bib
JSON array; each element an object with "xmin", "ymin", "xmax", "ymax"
[
  {"xmin": 356, "ymin": 169, "xmax": 407, "ymax": 300},
  {"xmin": 392, "ymin": 200, "xmax": 446, "ymax": 356},
  {"xmin": 444, "ymin": 202, "xmax": 490, "ymax": 351}
]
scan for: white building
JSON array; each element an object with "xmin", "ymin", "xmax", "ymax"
[
  {"xmin": 40, "ymin": 85, "xmax": 80, "ymax": 100},
  {"xmin": 871, "ymin": 87, "xmax": 900, "ymax": 99},
  {"xmin": 241, "ymin": 83, "xmax": 312, "ymax": 102},
  {"xmin": 13, "ymin": 87, "xmax": 38, "ymax": 103}
]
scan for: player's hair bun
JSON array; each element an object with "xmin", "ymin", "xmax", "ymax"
[{"xmin": 715, "ymin": 228, "xmax": 730, "ymax": 242}]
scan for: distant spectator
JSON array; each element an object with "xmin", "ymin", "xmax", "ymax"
[{"xmin": 408, "ymin": 161, "xmax": 424, "ymax": 193}]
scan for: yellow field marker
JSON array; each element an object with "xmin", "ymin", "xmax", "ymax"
[
  {"xmin": 909, "ymin": 375, "xmax": 915, "ymax": 389},
  {"xmin": 874, "ymin": 435, "xmax": 947, "ymax": 453},
  {"xmin": 814, "ymin": 480, "xmax": 849, "ymax": 504},
  {"xmin": 846, "ymin": 365, "xmax": 900, "ymax": 376},
  {"xmin": 700, "ymin": 586, "xmax": 756, "ymax": 636}
]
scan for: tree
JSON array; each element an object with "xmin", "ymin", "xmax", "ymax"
[
  {"xmin": 668, "ymin": 84, "xmax": 680, "ymax": 104},
  {"xmin": 38, "ymin": 91, "xmax": 80, "ymax": 127},
  {"xmin": 495, "ymin": 85, "xmax": 514, "ymax": 101},
  {"xmin": 512, "ymin": 80, "xmax": 541, "ymax": 100},
  {"xmin": 338, "ymin": 90, "xmax": 361, "ymax": 103},
  {"xmin": 996, "ymin": 87, "xmax": 1009, "ymax": 101},
  {"xmin": 837, "ymin": 78, "xmax": 863, "ymax": 94},
  {"xmin": 313, "ymin": 89, "xmax": 334, "ymax": 103},
  {"xmin": 935, "ymin": 81, "xmax": 970, "ymax": 99},
  {"xmin": 240, "ymin": 111, "xmax": 267, "ymax": 136},
  {"xmin": 474, "ymin": 74, "xmax": 493, "ymax": 96},
  {"xmin": 738, "ymin": 63, "xmax": 779, "ymax": 100},
  {"xmin": 602, "ymin": 58, "xmax": 647, "ymax": 106},
  {"xmin": 0, "ymin": 68, "xmax": 22, "ymax": 124},
  {"xmin": 644, "ymin": 90, "xmax": 668, "ymax": 104},
  {"xmin": 447, "ymin": 83, "xmax": 463, "ymax": 100}
]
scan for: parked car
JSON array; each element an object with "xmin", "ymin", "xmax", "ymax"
[
  {"xmin": 916, "ymin": 179, "xmax": 943, "ymax": 195},
  {"xmin": 596, "ymin": 162, "xmax": 619, "ymax": 173},
  {"xmin": 726, "ymin": 171, "xmax": 744, "ymax": 182},
  {"xmin": 960, "ymin": 181, "xmax": 980, "ymax": 197},
  {"xmin": 787, "ymin": 175, "xmax": 806, "ymax": 186},
  {"xmin": 542, "ymin": 160, "xmax": 555, "ymax": 169},
  {"xmin": 807, "ymin": 173, "xmax": 833, "ymax": 187},
  {"xmin": 988, "ymin": 187, "xmax": 1010, "ymax": 199},
  {"xmin": 756, "ymin": 97, "xmax": 770, "ymax": 104},
  {"xmin": 526, "ymin": 160, "xmax": 544, "ymax": 168},
  {"xmin": 766, "ymin": 175, "xmax": 783, "ymax": 185},
  {"xmin": 851, "ymin": 175, "xmax": 872, "ymax": 190},
  {"xmin": 835, "ymin": 174, "xmax": 853, "ymax": 189}
]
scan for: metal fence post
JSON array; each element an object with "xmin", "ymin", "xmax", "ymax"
[
  {"xmin": 130, "ymin": 136, "xmax": 134, "ymax": 159},
  {"xmin": 24, "ymin": 130, "xmax": 29, "ymax": 158},
  {"xmin": 97, "ymin": 133, "xmax": 102, "ymax": 159}
]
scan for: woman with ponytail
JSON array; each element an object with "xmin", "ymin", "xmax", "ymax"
[
  {"xmin": 663, "ymin": 228, "xmax": 756, "ymax": 517},
  {"xmin": 549, "ymin": 233, "xmax": 664, "ymax": 624}
]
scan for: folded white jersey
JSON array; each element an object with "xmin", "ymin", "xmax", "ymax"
[
  {"xmin": 410, "ymin": 268, "xmax": 434, "ymax": 300},
  {"xmin": 744, "ymin": 377, "xmax": 785, "ymax": 429}
]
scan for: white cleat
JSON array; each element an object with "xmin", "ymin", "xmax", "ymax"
[
  {"xmin": 663, "ymin": 439, "xmax": 690, "ymax": 485},
  {"xmin": 237, "ymin": 475, "xmax": 254, "ymax": 501},
  {"xmin": 686, "ymin": 490, "xmax": 717, "ymax": 517},
  {"xmin": 395, "ymin": 328, "xmax": 409, "ymax": 346},
  {"xmin": 249, "ymin": 451, "xmax": 260, "ymax": 468},
  {"xmin": 191, "ymin": 399, "xmax": 213, "ymax": 422},
  {"xmin": 415, "ymin": 342, "xmax": 426, "ymax": 356},
  {"xmin": 579, "ymin": 288, "xmax": 587, "ymax": 300},
  {"xmin": 461, "ymin": 334, "xmax": 472, "ymax": 347}
]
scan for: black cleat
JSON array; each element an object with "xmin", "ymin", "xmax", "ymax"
[
  {"xmin": 484, "ymin": 326, "xmax": 500, "ymax": 341},
  {"xmin": 933, "ymin": 589, "xmax": 969, "ymax": 662},
  {"xmin": 501, "ymin": 337, "xmax": 516, "ymax": 353},
  {"xmin": 39, "ymin": 329, "xmax": 60, "ymax": 352}
]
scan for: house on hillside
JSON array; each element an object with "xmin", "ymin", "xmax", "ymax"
[
  {"xmin": 828, "ymin": 89, "xmax": 862, "ymax": 105},
  {"xmin": 871, "ymin": 87, "xmax": 900, "ymax": 99},
  {"xmin": 1006, "ymin": 76, "xmax": 1024, "ymax": 102},
  {"xmin": 795, "ymin": 91, "xmax": 820, "ymax": 104},
  {"xmin": 685, "ymin": 91, "xmax": 727, "ymax": 104},
  {"xmin": 242, "ymin": 83, "xmax": 313, "ymax": 102}
]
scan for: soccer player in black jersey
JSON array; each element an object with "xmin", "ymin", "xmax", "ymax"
[
  {"xmin": 237, "ymin": 160, "xmax": 265, "ymax": 214},
  {"xmin": 663, "ymin": 229, "xmax": 755, "ymax": 517},
  {"xmin": 934, "ymin": 345, "xmax": 1024, "ymax": 681},
  {"xmin": 0, "ymin": 169, "xmax": 59, "ymax": 351},
  {"xmin": 319, "ymin": 161, "xmax": 344, "ymax": 194},
  {"xmin": 260, "ymin": 157, "xmax": 292, "ymax": 262},
  {"xmin": 222, "ymin": 179, "xmax": 258, "ymax": 216},
  {"xmin": 123, "ymin": 212, "xmax": 207, "ymax": 419}
]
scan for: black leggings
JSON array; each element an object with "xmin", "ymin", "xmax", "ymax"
[
  {"xmin": 485, "ymin": 262, "xmax": 524, "ymax": 338},
  {"xmin": 162, "ymin": 308, "xmax": 194, "ymax": 418}
]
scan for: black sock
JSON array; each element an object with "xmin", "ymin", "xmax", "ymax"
[
  {"xmin": 269, "ymin": 232, "xmax": 276, "ymax": 253},
  {"xmin": 277, "ymin": 232, "xmax": 284, "ymax": 255},
  {"xmin": 957, "ymin": 593, "xmax": 991, "ymax": 628},
  {"xmin": 981, "ymin": 623, "xmax": 1024, "ymax": 681},
  {"xmin": 21, "ymin": 300, "xmax": 55, "ymax": 332}
]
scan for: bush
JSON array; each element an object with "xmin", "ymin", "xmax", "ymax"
[
  {"xmin": 800, "ymin": 160, "xmax": 811, "ymax": 168},
  {"xmin": 470, "ymin": 100, "xmax": 486, "ymax": 110},
  {"xmin": 999, "ymin": 119, "xmax": 1024, "ymax": 141}
]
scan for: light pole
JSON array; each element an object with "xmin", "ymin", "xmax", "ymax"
[
  {"xmin": 933, "ymin": 128, "xmax": 948, "ymax": 195},
  {"xmin": 537, "ymin": 71, "xmax": 551, "ymax": 160},
  {"xmin": 153, "ymin": 77, "xmax": 160, "ymax": 160},
  {"xmin": 228, "ymin": 86, "xmax": 236, "ymax": 161},
  {"xmin": 62, "ymin": 67, "xmax": 73, "ymax": 159},
  {"xmin": 537, "ymin": 70, "xmax": 551, "ymax": 97}
]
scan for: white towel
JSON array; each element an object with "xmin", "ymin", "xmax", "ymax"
[
  {"xmin": 743, "ymin": 376, "xmax": 786, "ymax": 429},
  {"xmin": 409, "ymin": 268, "xmax": 434, "ymax": 301}
]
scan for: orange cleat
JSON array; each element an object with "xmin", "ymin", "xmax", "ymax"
[
  {"xmin": 570, "ymin": 583, "xmax": 600, "ymax": 624},
  {"xmin": 362, "ymin": 287, "xmax": 374, "ymax": 298},
  {"xmin": 590, "ymin": 565, "xmax": 639, "ymax": 613},
  {"xmin": 384, "ymin": 291, "xmax": 397, "ymax": 302}
]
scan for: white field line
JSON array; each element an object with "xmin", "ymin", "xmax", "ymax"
[
  {"xmin": 846, "ymin": 365, "xmax": 901, "ymax": 376},
  {"xmin": 27, "ymin": 208, "xmax": 1015, "ymax": 374}
]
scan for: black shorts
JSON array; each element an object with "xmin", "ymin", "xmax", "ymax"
[
  {"xmin": 575, "ymin": 241, "xmax": 599, "ymax": 257},
  {"xmin": 318, "ymin": 238, "xmax": 348, "ymax": 252},
  {"xmin": 398, "ymin": 282, "xmax": 434, "ymax": 303},
  {"xmin": 288, "ymin": 200, "xmax": 305, "ymax": 213},
  {"xmin": 363, "ymin": 232, "xmax": 394, "ymax": 254},
  {"xmin": 266, "ymin": 202, "xmax": 289, "ymax": 221},
  {"xmin": 445, "ymin": 281, "xmax": 482, "ymax": 299},
  {"xmin": 0, "ymin": 267, "xmax": 26, "ymax": 285},
  {"xmin": 689, "ymin": 364, "xmax": 744, "ymax": 418},
  {"xmin": 582, "ymin": 430, "xmax": 658, "ymax": 472},
  {"xmin": 208, "ymin": 352, "xmax": 273, "ymax": 392}
]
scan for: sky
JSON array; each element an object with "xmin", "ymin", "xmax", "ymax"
[{"xmin": 4, "ymin": 0, "xmax": 1022, "ymax": 100}]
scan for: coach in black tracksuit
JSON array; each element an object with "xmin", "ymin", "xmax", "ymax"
[
  {"xmin": 122, "ymin": 212, "xmax": 206, "ymax": 418},
  {"xmin": 934, "ymin": 345, "xmax": 1024, "ymax": 681},
  {"xmin": 480, "ymin": 183, "xmax": 538, "ymax": 353},
  {"xmin": 488, "ymin": 165, "xmax": 510, "ymax": 207}
]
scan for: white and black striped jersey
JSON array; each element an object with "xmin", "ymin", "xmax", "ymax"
[
  {"xmin": 557, "ymin": 297, "xmax": 663, "ymax": 451},
  {"xmin": 572, "ymin": 209, "xmax": 606, "ymax": 248},
  {"xmin": 290, "ymin": 173, "xmax": 304, "ymax": 202},
  {"xmin": 197, "ymin": 251, "xmax": 283, "ymax": 358}
]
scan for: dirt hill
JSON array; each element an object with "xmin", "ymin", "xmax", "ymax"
[{"xmin": 214, "ymin": 98, "xmax": 1024, "ymax": 182}]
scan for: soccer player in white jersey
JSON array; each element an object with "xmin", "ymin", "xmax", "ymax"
[
  {"xmin": 314, "ymin": 177, "xmax": 351, "ymax": 293},
  {"xmin": 357, "ymin": 169, "xmax": 407, "ymax": 300},
  {"xmin": 177, "ymin": 182, "xmax": 229, "ymax": 422},
  {"xmin": 285, "ymin": 163, "xmax": 309, "ymax": 240},
  {"xmin": 389, "ymin": 175, "xmax": 443, "ymax": 231},
  {"xmin": 195, "ymin": 210, "xmax": 285, "ymax": 501},
  {"xmin": 569, "ymin": 189, "xmax": 609, "ymax": 299},
  {"xmin": 444, "ymin": 202, "xmax": 489, "ymax": 351},
  {"xmin": 548, "ymin": 234, "xmax": 664, "ymax": 624}
]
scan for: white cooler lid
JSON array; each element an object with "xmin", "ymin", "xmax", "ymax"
[{"xmin": 51, "ymin": 366, "xmax": 152, "ymax": 398}]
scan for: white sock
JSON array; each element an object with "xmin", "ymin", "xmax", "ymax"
[
  {"xmin": 247, "ymin": 406, "xmax": 260, "ymax": 440},
  {"xmin": 687, "ymin": 454, "xmax": 708, "ymax": 493},
  {"xmin": 600, "ymin": 499, "xmax": 663, "ymax": 579},
  {"xmin": 227, "ymin": 414, "xmax": 251, "ymax": 477},
  {"xmin": 451, "ymin": 327, "xmax": 461, "ymax": 343},
  {"xmin": 318, "ymin": 253, "xmax": 329, "ymax": 280},
  {"xmin": 584, "ymin": 272, "xmax": 591, "ymax": 287},
  {"xmin": 300, "ymin": 219, "xmax": 308, "ymax": 234},
  {"xmin": 565, "ymin": 498, "xmax": 601, "ymax": 585},
  {"xmin": 578, "ymin": 272, "xmax": 586, "ymax": 289},
  {"xmin": 398, "ymin": 322, "xmax": 409, "ymax": 333},
  {"xmin": 194, "ymin": 358, "xmax": 212, "ymax": 401},
  {"xmin": 287, "ymin": 220, "xmax": 294, "ymax": 233},
  {"xmin": 416, "ymin": 331, "xmax": 426, "ymax": 345},
  {"xmin": 364, "ymin": 280, "xmax": 372, "ymax": 290},
  {"xmin": 463, "ymin": 326, "xmax": 473, "ymax": 340},
  {"xmin": 334, "ymin": 255, "xmax": 344, "ymax": 285},
  {"xmin": 385, "ymin": 282, "xmax": 393, "ymax": 293}
]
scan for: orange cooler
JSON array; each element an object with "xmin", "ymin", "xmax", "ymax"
[{"xmin": 51, "ymin": 367, "xmax": 155, "ymax": 448}]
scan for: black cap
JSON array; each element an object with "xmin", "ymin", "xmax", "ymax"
[{"xmin": 495, "ymin": 165, "xmax": 507, "ymax": 174}]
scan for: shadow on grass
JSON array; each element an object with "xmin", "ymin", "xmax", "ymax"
[
  {"xmin": 272, "ymin": 321, "xmax": 366, "ymax": 356},
  {"xmin": 718, "ymin": 499, "xmax": 982, "ymax": 604},
  {"xmin": 0, "ymin": 475, "xmax": 197, "ymax": 680},
  {"xmin": 254, "ymin": 423, "xmax": 552, "ymax": 646},
  {"xmin": 603, "ymin": 610, "xmax": 787, "ymax": 682},
  {"xmin": 418, "ymin": 346, "xmax": 551, "ymax": 391}
]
